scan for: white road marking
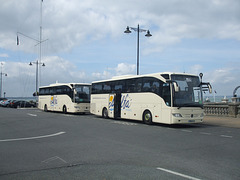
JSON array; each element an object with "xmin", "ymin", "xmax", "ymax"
[
  {"xmin": 181, "ymin": 130, "xmax": 192, "ymax": 133},
  {"xmin": 200, "ymin": 132, "xmax": 211, "ymax": 135},
  {"xmin": 42, "ymin": 156, "xmax": 67, "ymax": 163},
  {"xmin": 27, "ymin": 113, "xmax": 37, "ymax": 117},
  {"xmin": 0, "ymin": 132, "xmax": 66, "ymax": 142},
  {"xmin": 157, "ymin": 167, "xmax": 202, "ymax": 180},
  {"xmin": 167, "ymin": 128, "xmax": 176, "ymax": 130},
  {"xmin": 220, "ymin": 135, "xmax": 233, "ymax": 138},
  {"xmin": 111, "ymin": 121, "xmax": 137, "ymax": 126},
  {"xmin": 63, "ymin": 114, "xmax": 75, "ymax": 117}
]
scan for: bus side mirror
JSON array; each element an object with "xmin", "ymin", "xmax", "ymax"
[
  {"xmin": 173, "ymin": 82, "xmax": 179, "ymax": 92},
  {"xmin": 200, "ymin": 82, "xmax": 212, "ymax": 94},
  {"xmin": 208, "ymin": 84, "xmax": 212, "ymax": 94},
  {"xmin": 74, "ymin": 89, "xmax": 77, "ymax": 95}
]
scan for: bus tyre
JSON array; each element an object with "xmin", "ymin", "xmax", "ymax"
[
  {"xmin": 63, "ymin": 106, "xmax": 67, "ymax": 114},
  {"xmin": 143, "ymin": 110, "xmax": 153, "ymax": 125},
  {"xmin": 44, "ymin": 105, "xmax": 48, "ymax": 112},
  {"xmin": 102, "ymin": 108, "xmax": 108, "ymax": 119}
]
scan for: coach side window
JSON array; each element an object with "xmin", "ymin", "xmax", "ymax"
[
  {"xmin": 114, "ymin": 85, "xmax": 122, "ymax": 91},
  {"xmin": 49, "ymin": 87, "xmax": 54, "ymax": 95},
  {"xmin": 152, "ymin": 81, "xmax": 160, "ymax": 94},
  {"xmin": 142, "ymin": 78, "xmax": 151, "ymax": 92},
  {"xmin": 126, "ymin": 79, "xmax": 135, "ymax": 92},
  {"xmin": 92, "ymin": 84, "xmax": 102, "ymax": 94},
  {"xmin": 56, "ymin": 87, "xmax": 63, "ymax": 94},
  {"xmin": 103, "ymin": 84, "xmax": 111, "ymax": 93},
  {"xmin": 45, "ymin": 88, "xmax": 50, "ymax": 95},
  {"xmin": 135, "ymin": 78, "xmax": 142, "ymax": 92},
  {"xmin": 162, "ymin": 83, "xmax": 171, "ymax": 106},
  {"xmin": 39, "ymin": 88, "xmax": 45, "ymax": 95}
]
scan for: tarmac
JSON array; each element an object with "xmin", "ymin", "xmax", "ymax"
[{"xmin": 203, "ymin": 115, "xmax": 240, "ymax": 128}]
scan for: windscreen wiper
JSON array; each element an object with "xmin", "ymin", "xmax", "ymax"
[{"xmin": 177, "ymin": 103, "xmax": 203, "ymax": 109}]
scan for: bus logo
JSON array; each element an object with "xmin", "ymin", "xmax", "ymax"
[
  {"xmin": 109, "ymin": 95, "xmax": 114, "ymax": 111},
  {"xmin": 109, "ymin": 94, "xmax": 131, "ymax": 111},
  {"xmin": 121, "ymin": 94, "xmax": 131, "ymax": 110},
  {"xmin": 50, "ymin": 96, "xmax": 57, "ymax": 106}
]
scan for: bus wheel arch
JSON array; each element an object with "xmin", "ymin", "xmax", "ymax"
[
  {"xmin": 102, "ymin": 107, "xmax": 108, "ymax": 119},
  {"xmin": 44, "ymin": 104, "xmax": 48, "ymax": 112},
  {"xmin": 143, "ymin": 110, "xmax": 153, "ymax": 125},
  {"xmin": 63, "ymin": 105, "xmax": 67, "ymax": 114}
]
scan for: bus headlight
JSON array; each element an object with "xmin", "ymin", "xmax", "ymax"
[
  {"xmin": 172, "ymin": 113, "xmax": 182, "ymax": 117},
  {"xmin": 200, "ymin": 113, "xmax": 204, "ymax": 117},
  {"xmin": 74, "ymin": 106, "xmax": 80, "ymax": 109}
]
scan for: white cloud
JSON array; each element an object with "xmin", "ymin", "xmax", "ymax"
[
  {"xmin": 0, "ymin": 0, "xmax": 240, "ymax": 96},
  {"xmin": 0, "ymin": 54, "xmax": 8, "ymax": 58},
  {"xmin": 115, "ymin": 63, "xmax": 135, "ymax": 76},
  {"xmin": 92, "ymin": 71, "xmax": 112, "ymax": 81},
  {"xmin": 204, "ymin": 66, "xmax": 240, "ymax": 95},
  {"xmin": 92, "ymin": 63, "xmax": 136, "ymax": 81},
  {"xmin": 1, "ymin": 0, "xmax": 240, "ymax": 53},
  {"xmin": 189, "ymin": 64, "xmax": 203, "ymax": 75},
  {"xmin": 2, "ymin": 56, "xmax": 89, "ymax": 97}
]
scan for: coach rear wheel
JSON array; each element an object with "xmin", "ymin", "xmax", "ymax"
[
  {"xmin": 63, "ymin": 105, "xmax": 67, "ymax": 114},
  {"xmin": 143, "ymin": 110, "xmax": 153, "ymax": 125}
]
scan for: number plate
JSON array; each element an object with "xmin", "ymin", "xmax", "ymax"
[{"xmin": 189, "ymin": 120, "xmax": 195, "ymax": 123}]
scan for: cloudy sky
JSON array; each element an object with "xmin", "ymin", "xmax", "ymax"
[{"xmin": 0, "ymin": 0, "xmax": 240, "ymax": 97}]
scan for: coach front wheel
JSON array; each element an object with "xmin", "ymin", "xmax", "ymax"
[
  {"xmin": 44, "ymin": 104, "xmax": 48, "ymax": 112},
  {"xmin": 143, "ymin": 110, "xmax": 153, "ymax": 125},
  {"xmin": 102, "ymin": 108, "xmax": 108, "ymax": 119}
]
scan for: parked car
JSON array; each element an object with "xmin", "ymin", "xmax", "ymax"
[
  {"xmin": 11, "ymin": 100, "xmax": 36, "ymax": 108},
  {"xmin": 0, "ymin": 100, "xmax": 5, "ymax": 106},
  {"xmin": 0, "ymin": 99, "xmax": 11, "ymax": 107},
  {"xmin": 8, "ymin": 100, "xmax": 17, "ymax": 108}
]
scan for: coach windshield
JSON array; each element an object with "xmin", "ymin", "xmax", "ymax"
[
  {"xmin": 74, "ymin": 85, "xmax": 90, "ymax": 103},
  {"xmin": 171, "ymin": 75, "xmax": 203, "ymax": 108}
]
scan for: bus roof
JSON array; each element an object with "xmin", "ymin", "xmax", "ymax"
[
  {"xmin": 92, "ymin": 72, "xmax": 199, "ymax": 83},
  {"xmin": 40, "ymin": 82, "xmax": 91, "ymax": 88}
]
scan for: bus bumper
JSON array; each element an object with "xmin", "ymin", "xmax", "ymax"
[{"xmin": 171, "ymin": 109, "xmax": 204, "ymax": 124}]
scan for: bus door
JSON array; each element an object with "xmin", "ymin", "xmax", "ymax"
[
  {"xmin": 114, "ymin": 93, "xmax": 121, "ymax": 119},
  {"xmin": 108, "ymin": 94, "xmax": 115, "ymax": 118}
]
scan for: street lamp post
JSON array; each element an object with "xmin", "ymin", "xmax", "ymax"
[
  {"xmin": 17, "ymin": 0, "xmax": 47, "ymax": 98},
  {"xmin": 124, "ymin": 24, "xmax": 152, "ymax": 75},
  {"xmin": 29, "ymin": 60, "xmax": 45, "ymax": 96},
  {"xmin": 0, "ymin": 62, "xmax": 7, "ymax": 98}
]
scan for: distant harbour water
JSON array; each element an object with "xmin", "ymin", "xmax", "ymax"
[{"xmin": 203, "ymin": 95, "xmax": 233, "ymax": 103}]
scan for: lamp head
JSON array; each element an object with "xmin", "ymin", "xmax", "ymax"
[
  {"xmin": 124, "ymin": 26, "xmax": 131, "ymax": 34},
  {"xmin": 145, "ymin": 30, "xmax": 152, "ymax": 37},
  {"xmin": 199, "ymin": 73, "xmax": 203, "ymax": 82}
]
